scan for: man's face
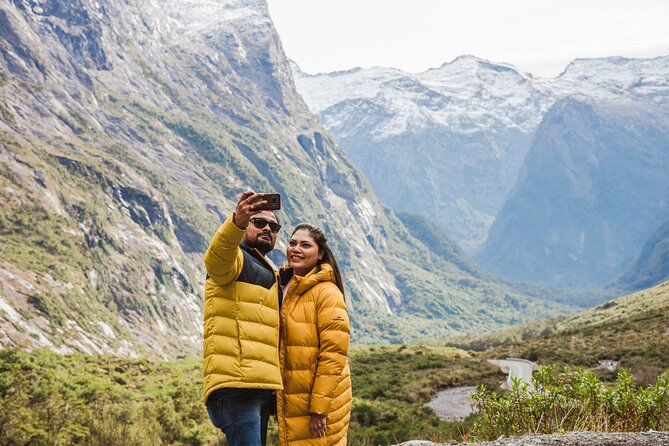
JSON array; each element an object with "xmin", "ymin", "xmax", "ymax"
[{"xmin": 243, "ymin": 210, "xmax": 279, "ymax": 255}]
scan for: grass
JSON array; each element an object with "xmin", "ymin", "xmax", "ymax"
[
  {"xmin": 3, "ymin": 276, "xmax": 669, "ymax": 445},
  {"xmin": 0, "ymin": 345, "xmax": 506, "ymax": 446}
]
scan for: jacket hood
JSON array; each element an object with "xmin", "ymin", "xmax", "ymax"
[{"xmin": 293, "ymin": 263, "xmax": 336, "ymax": 295}]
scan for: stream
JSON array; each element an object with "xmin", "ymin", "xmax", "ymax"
[
  {"xmin": 424, "ymin": 386, "xmax": 477, "ymax": 421},
  {"xmin": 425, "ymin": 358, "xmax": 537, "ymax": 421}
]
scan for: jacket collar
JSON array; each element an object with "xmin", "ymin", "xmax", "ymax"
[
  {"xmin": 241, "ymin": 241, "xmax": 275, "ymax": 271},
  {"xmin": 291, "ymin": 263, "xmax": 336, "ymax": 295}
]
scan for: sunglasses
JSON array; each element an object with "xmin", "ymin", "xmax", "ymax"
[{"xmin": 250, "ymin": 218, "xmax": 281, "ymax": 233}]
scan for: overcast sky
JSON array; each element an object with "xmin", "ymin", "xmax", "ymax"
[{"xmin": 266, "ymin": 0, "xmax": 669, "ymax": 78}]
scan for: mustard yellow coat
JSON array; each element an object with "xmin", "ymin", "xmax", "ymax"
[
  {"xmin": 277, "ymin": 263, "xmax": 352, "ymax": 446},
  {"xmin": 202, "ymin": 214, "xmax": 282, "ymax": 404}
]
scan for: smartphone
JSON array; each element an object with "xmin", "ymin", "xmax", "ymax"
[{"xmin": 256, "ymin": 193, "xmax": 281, "ymax": 210}]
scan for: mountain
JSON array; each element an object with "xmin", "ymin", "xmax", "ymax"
[
  {"xmin": 292, "ymin": 57, "xmax": 548, "ymax": 252},
  {"xmin": 477, "ymin": 97, "xmax": 669, "ymax": 288},
  {"xmin": 0, "ymin": 0, "xmax": 570, "ymax": 357},
  {"xmin": 610, "ymin": 219, "xmax": 669, "ymax": 292},
  {"xmin": 292, "ymin": 56, "xmax": 669, "ymax": 255}
]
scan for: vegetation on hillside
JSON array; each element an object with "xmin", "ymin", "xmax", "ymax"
[
  {"xmin": 0, "ymin": 345, "xmax": 505, "ymax": 446},
  {"xmin": 458, "ymin": 280, "xmax": 669, "ymax": 440},
  {"xmin": 396, "ymin": 212, "xmax": 485, "ymax": 280},
  {"xmin": 612, "ymin": 219, "xmax": 669, "ymax": 293},
  {"xmin": 5, "ymin": 280, "xmax": 662, "ymax": 446},
  {"xmin": 3, "ymin": 282, "xmax": 668, "ymax": 445},
  {"xmin": 348, "ymin": 345, "xmax": 500, "ymax": 445},
  {"xmin": 0, "ymin": 348, "xmax": 219, "ymax": 446},
  {"xmin": 451, "ymin": 281, "xmax": 669, "ymax": 385},
  {"xmin": 0, "ymin": 129, "xmax": 208, "ymax": 356}
]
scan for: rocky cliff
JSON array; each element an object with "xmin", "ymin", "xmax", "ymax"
[
  {"xmin": 477, "ymin": 97, "xmax": 669, "ymax": 288},
  {"xmin": 0, "ymin": 0, "xmax": 568, "ymax": 358}
]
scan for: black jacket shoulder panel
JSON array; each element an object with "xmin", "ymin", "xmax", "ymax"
[{"xmin": 238, "ymin": 243, "xmax": 275, "ymax": 289}]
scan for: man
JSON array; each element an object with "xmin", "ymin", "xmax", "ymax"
[{"xmin": 203, "ymin": 190, "xmax": 283, "ymax": 446}]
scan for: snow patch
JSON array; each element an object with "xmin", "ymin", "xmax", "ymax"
[
  {"xmin": 361, "ymin": 281, "xmax": 392, "ymax": 315},
  {"xmin": 293, "ymin": 56, "xmax": 669, "ymax": 139},
  {"xmin": 0, "ymin": 267, "xmax": 35, "ymax": 291},
  {"xmin": 117, "ymin": 340, "xmax": 139, "ymax": 358},
  {"xmin": 66, "ymin": 319, "xmax": 103, "ymax": 355},
  {"xmin": 164, "ymin": 0, "xmax": 272, "ymax": 32}
]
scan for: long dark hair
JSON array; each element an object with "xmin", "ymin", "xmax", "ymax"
[{"xmin": 291, "ymin": 223, "xmax": 345, "ymax": 300}]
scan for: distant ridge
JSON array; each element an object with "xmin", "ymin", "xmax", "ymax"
[
  {"xmin": 610, "ymin": 219, "xmax": 669, "ymax": 292},
  {"xmin": 293, "ymin": 55, "xmax": 669, "ymax": 286}
]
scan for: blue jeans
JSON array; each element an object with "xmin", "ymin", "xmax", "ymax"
[{"xmin": 206, "ymin": 388, "xmax": 273, "ymax": 446}]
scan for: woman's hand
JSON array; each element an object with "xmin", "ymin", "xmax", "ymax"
[{"xmin": 310, "ymin": 413, "xmax": 327, "ymax": 438}]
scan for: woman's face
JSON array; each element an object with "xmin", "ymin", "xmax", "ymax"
[{"xmin": 287, "ymin": 229, "xmax": 322, "ymax": 277}]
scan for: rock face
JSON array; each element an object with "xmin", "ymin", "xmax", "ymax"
[
  {"xmin": 0, "ymin": 0, "xmax": 569, "ymax": 357},
  {"xmin": 477, "ymin": 97, "xmax": 669, "ymax": 288},
  {"xmin": 293, "ymin": 56, "xmax": 669, "ymax": 288}
]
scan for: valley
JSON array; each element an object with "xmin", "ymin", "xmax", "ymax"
[
  {"xmin": 1, "ymin": 1, "xmax": 668, "ymax": 444},
  {"xmin": 293, "ymin": 57, "xmax": 669, "ymax": 289},
  {"xmin": 2, "ymin": 278, "xmax": 667, "ymax": 445}
]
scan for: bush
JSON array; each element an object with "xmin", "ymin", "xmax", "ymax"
[{"xmin": 470, "ymin": 365, "xmax": 669, "ymax": 441}]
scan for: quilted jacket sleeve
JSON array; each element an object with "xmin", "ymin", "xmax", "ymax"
[
  {"xmin": 309, "ymin": 283, "xmax": 350, "ymax": 415},
  {"xmin": 203, "ymin": 213, "xmax": 246, "ymax": 286}
]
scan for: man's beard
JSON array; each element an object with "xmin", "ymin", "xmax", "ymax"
[{"xmin": 249, "ymin": 234, "xmax": 274, "ymax": 255}]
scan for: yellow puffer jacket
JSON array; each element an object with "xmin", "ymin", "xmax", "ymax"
[
  {"xmin": 277, "ymin": 263, "xmax": 352, "ymax": 446},
  {"xmin": 202, "ymin": 213, "xmax": 282, "ymax": 404}
]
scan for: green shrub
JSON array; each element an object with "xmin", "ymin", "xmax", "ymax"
[{"xmin": 470, "ymin": 365, "xmax": 669, "ymax": 441}]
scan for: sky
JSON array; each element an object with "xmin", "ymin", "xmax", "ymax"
[{"xmin": 266, "ymin": 0, "xmax": 669, "ymax": 78}]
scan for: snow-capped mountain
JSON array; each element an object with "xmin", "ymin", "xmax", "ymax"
[
  {"xmin": 296, "ymin": 55, "xmax": 669, "ymax": 136},
  {"xmin": 292, "ymin": 55, "xmax": 669, "ymax": 253},
  {"xmin": 552, "ymin": 56, "xmax": 669, "ymax": 101},
  {"xmin": 165, "ymin": 0, "xmax": 272, "ymax": 31},
  {"xmin": 294, "ymin": 56, "xmax": 552, "ymax": 136}
]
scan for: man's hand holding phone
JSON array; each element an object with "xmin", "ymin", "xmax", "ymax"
[
  {"xmin": 233, "ymin": 191, "xmax": 280, "ymax": 228},
  {"xmin": 255, "ymin": 193, "xmax": 280, "ymax": 211}
]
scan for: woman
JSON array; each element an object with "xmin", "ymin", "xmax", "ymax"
[{"xmin": 277, "ymin": 224, "xmax": 352, "ymax": 446}]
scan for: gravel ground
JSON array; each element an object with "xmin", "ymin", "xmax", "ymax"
[{"xmin": 395, "ymin": 431, "xmax": 669, "ymax": 446}]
